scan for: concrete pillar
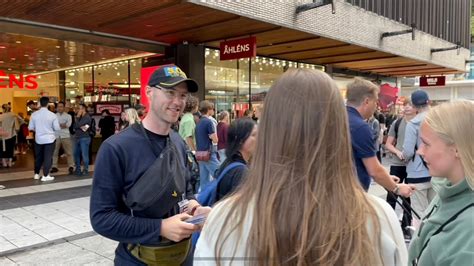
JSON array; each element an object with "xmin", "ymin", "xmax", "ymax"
[{"xmin": 176, "ymin": 44, "xmax": 205, "ymax": 101}]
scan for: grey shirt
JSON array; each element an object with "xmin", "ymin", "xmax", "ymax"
[
  {"xmin": 403, "ymin": 112, "xmax": 431, "ymax": 179},
  {"xmin": 386, "ymin": 118, "xmax": 407, "ymax": 166}
]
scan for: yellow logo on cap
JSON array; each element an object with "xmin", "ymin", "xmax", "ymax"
[
  {"xmin": 172, "ymin": 191, "xmax": 178, "ymax": 197},
  {"xmin": 164, "ymin": 67, "xmax": 187, "ymax": 78}
]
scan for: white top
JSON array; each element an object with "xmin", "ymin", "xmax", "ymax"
[
  {"xmin": 55, "ymin": 112, "xmax": 72, "ymax": 139},
  {"xmin": 28, "ymin": 107, "xmax": 61, "ymax": 144},
  {"xmin": 195, "ymin": 194, "xmax": 408, "ymax": 266}
]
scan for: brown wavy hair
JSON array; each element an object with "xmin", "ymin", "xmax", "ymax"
[{"xmin": 214, "ymin": 69, "xmax": 381, "ymax": 265}]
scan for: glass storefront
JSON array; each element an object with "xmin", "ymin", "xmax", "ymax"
[
  {"xmin": 204, "ymin": 48, "xmax": 323, "ymax": 118},
  {"xmin": 64, "ymin": 58, "xmax": 143, "ymax": 108}
]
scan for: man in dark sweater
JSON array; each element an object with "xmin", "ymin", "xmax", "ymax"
[{"xmin": 90, "ymin": 65, "xmax": 211, "ymax": 265}]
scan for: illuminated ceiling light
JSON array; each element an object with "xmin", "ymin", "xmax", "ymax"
[
  {"xmin": 56, "ymin": 45, "xmax": 61, "ymax": 48},
  {"xmin": 90, "ymin": 50, "xmax": 95, "ymax": 53},
  {"xmin": 0, "ymin": 46, "xmax": 6, "ymax": 49},
  {"xmin": 39, "ymin": 50, "xmax": 43, "ymax": 53},
  {"xmin": 15, "ymin": 41, "xmax": 21, "ymax": 44},
  {"xmin": 68, "ymin": 72, "xmax": 75, "ymax": 76},
  {"xmin": 0, "ymin": 61, "xmax": 3, "ymax": 63},
  {"xmin": 117, "ymin": 72, "xmax": 120, "ymax": 76},
  {"xmin": 56, "ymin": 57, "xmax": 60, "ymax": 60},
  {"xmin": 24, "ymin": 54, "xmax": 29, "ymax": 57},
  {"xmin": 28, "ymin": 63, "xmax": 33, "ymax": 66},
  {"xmin": 41, "ymin": 60, "xmax": 46, "ymax": 63},
  {"xmin": 145, "ymin": 24, "xmax": 153, "ymax": 27},
  {"xmin": 8, "ymin": 68, "xmax": 12, "ymax": 71}
]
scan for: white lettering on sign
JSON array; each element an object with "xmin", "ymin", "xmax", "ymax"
[
  {"xmin": 427, "ymin": 78, "xmax": 438, "ymax": 85},
  {"xmin": 223, "ymin": 44, "xmax": 251, "ymax": 54}
]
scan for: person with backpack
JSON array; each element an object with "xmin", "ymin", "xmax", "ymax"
[
  {"xmin": 408, "ymin": 100, "xmax": 473, "ymax": 266},
  {"xmin": 198, "ymin": 118, "xmax": 257, "ymax": 206},
  {"xmin": 73, "ymin": 104, "xmax": 92, "ymax": 176},
  {"xmin": 385, "ymin": 98, "xmax": 417, "ymax": 238}
]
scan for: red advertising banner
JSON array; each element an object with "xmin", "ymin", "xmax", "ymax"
[
  {"xmin": 378, "ymin": 83, "xmax": 399, "ymax": 110},
  {"xmin": 220, "ymin": 37, "xmax": 257, "ymax": 61},
  {"xmin": 140, "ymin": 66, "xmax": 160, "ymax": 111},
  {"xmin": 420, "ymin": 76, "xmax": 446, "ymax": 87}
]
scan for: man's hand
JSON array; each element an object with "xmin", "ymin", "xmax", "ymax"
[
  {"xmin": 160, "ymin": 213, "xmax": 199, "ymax": 242},
  {"xmin": 192, "ymin": 206, "xmax": 212, "ymax": 231},
  {"xmin": 395, "ymin": 150, "xmax": 405, "ymax": 161},
  {"xmin": 397, "ymin": 184, "xmax": 416, "ymax": 198},
  {"xmin": 391, "ymin": 175, "xmax": 400, "ymax": 183}
]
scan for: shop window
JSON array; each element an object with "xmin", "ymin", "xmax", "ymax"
[
  {"xmin": 65, "ymin": 67, "xmax": 92, "ymax": 105},
  {"xmin": 129, "ymin": 59, "xmax": 142, "ymax": 106},
  {"xmin": 94, "ymin": 61, "xmax": 129, "ymax": 103}
]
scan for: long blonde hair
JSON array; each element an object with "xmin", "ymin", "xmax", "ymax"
[
  {"xmin": 424, "ymin": 100, "xmax": 474, "ymax": 189},
  {"xmin": 125, "ymin": 108, "xmax": 141, "ymax": 125},
  {"xmin": 215, "ymin": 69, "xmax": 381, "ymax": 265}
]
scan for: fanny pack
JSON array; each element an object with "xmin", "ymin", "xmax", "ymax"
[
  {"xmin": 195, "ymin": 150, "xmax": 210, "ymax": 161},
  {"xmin": 123, "ymin": 124, "xmax": 187, "ymax": 218},
  {"xmin": 128, "ymin": 239, "xmax": 191, "ymax": 266}
]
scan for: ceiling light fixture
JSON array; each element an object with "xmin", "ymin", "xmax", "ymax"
[{"xmin": 15, "ymin": 41, "xmax": 21, "ymax": 44}]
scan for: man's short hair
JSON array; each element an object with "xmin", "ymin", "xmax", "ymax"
[
  {"xmin": 57, "ymin": 101, "xmax": 65, "ymax": 107},
  {"xmin": 199, "ymin": 100, "xmax": 214, "ymax": 114},
  {"xmin": 184, "ymin": 95, "xmax": 199, "ymax": 113},
  {"xmin": 346, "ymin": 78, "xmax": 380, "ymax": 106},
  {"xmin": 102, "ymin": 109, "xmax": 111, "ymax": 115},
  {"xmin": 39, "ymin": 97, "xmax": 50, "ymax": 107}
]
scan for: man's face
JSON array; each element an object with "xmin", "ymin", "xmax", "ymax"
[
  {"xmin": 57, "ymin": 103, "xmax": 64, "ymax": 113},
  {"xmin": 147, "ymin": 82, "xmax": 188, "ymax": 124},
  {"xmin": 361, "ymin": 95, "xmax": 378, "ymax": 119}
]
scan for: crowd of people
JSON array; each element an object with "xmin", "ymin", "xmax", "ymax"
[
  {"xmin": 0, "ymin": 97, "xmax": 147, "ymax": 183},
  {"xmin": 88, "ymin": 64, "xmax": 472, "ymax": 265}
]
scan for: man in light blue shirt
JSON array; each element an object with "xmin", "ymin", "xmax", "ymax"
[
  {"xmin": 51, "ymin": 101, "xmax": 74, "ymax": 175},
  {"xmin": 28, "ymin": 97, "xmax": 61, "ymax": 181}
]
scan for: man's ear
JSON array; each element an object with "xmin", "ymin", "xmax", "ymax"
[{"xmin": 146, "ymin": 86, "xmax": 153, "ymax": 99}]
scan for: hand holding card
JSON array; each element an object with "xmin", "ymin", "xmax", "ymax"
[{"xmin": 185, "ymin": 214, "xmax": 207, "ymax": 225}]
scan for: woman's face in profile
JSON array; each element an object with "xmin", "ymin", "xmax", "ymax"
[
  {"xmin": 121, "ymin": 112, "xmax": 127, "ymax": 121},
  {"xmin": 418, "ymin": 122, "xmax": 459, "ymax": 178},
  {"xmin": 241, "ymin": 126, "xmax": 258, "ymax": 156}
]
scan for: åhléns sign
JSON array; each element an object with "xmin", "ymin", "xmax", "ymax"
[
  {"xmin": 220, "ymin": 37, "xmax": 257, "ymax": 61},
  {"xmin": 0, "ymin": 71, "xmax": 38, "ymax": 89}
]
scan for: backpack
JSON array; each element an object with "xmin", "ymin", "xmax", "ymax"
[{"xmin": 197, "ymin": 162, "xmax": 246, "ymax": 206}]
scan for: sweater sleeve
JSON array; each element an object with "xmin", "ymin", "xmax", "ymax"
[{"xmin": 90, "ymin": 141, "xmax": 163, "ymax": 244}]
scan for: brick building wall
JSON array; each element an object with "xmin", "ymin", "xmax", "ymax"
[{"xmin": 191, "ymin": 0, "xmax": 469, "ymax": 72}]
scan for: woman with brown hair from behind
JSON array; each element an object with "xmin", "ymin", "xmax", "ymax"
[{"xmin": 194, "ymin": 69, "xmax": 407, "ymax": 265}]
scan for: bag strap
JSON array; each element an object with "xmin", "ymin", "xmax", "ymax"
[
  {"xmin": 215, "ymin": 162, "xmax": 246, "ymax": 185},
  {"xmin": 394, "ymin": 117, "xmax": 403, "ymax": 139},
  {"xmin": 413, "ymin": 203, "xmax": 474, "ymax": 265},
  {"xmin": 135, "ymin": 122, "xmax": 170, "ymax": 158}
]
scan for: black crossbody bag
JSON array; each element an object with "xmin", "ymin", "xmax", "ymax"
[{"xmin": 123, "ymin": 123, "xmax": 187, "ymax": 219}]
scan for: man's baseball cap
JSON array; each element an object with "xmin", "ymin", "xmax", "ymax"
[
  {"xmin": 411, "ymin": 90, "xmax": 429, "ymax": 107},
  {"xmin": 148, "ymin": 64, "xmax": 198, "ymax": 93}
]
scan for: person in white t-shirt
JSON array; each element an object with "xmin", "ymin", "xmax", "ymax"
[
  {"xmin": 195, "ymin": 69, "xmax": 407, "ymax": 266},
  {"xmin": 28, "ymin": 97, "xmax": 60, "ymax": 182}
]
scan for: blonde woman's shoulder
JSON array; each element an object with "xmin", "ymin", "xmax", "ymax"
[
  {"xmin": 366, "ymin": 194, "xmax": 408, "ymax": 266},
  {"xmin": 195, "ymin": 197, "xmax": 251, "ymax": 266}
]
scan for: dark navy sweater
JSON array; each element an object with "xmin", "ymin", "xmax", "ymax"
[{"xmin": 90, "ymin": 124, "xmax": 194, "ymax": 265}]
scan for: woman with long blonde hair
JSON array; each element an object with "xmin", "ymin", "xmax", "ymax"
[
  {"xmin": 195, "ymin": 69, "xmax": 407, "ymax": 265},
  {"xmin": 408, "ymin": 100, "xmax": 473, "ymax": 266},
  {"xmin": 119, "ymin": 108, "xmax": 141, "ymax": 131}
]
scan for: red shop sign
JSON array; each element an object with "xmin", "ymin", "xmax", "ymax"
[
  {"xmin": 420, "ymin": 76, "xmax": 446, "ymax": 87},
  {"xmin": 0, "ymin": 71, "xmax": 38, "ymax": 89},
  {"xmin": 220, "ymin": 37, "xmax": 257, "ymax": 61}
]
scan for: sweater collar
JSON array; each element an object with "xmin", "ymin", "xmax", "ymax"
[{"xmin": 433, "ymin": 177, "xmax": 471, "ymax": 200}]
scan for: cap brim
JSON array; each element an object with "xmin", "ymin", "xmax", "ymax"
[{"xmin": 159, "ymin": 77, "xmax": 199, "ymax": 93}]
